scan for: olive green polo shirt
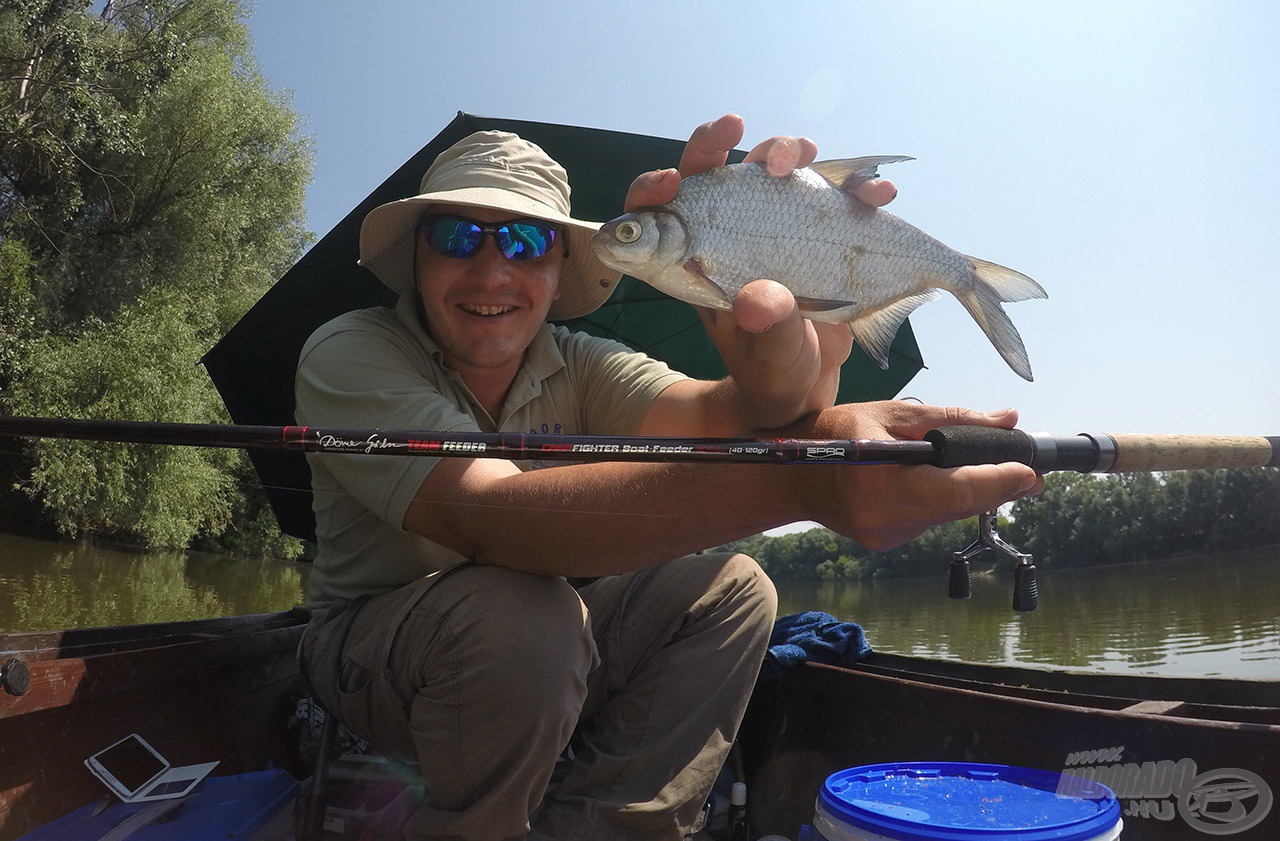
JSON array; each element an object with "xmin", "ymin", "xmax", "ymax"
[{"xmin": 295, "ymin": 291, "xmax": 689, "ymax": 608}]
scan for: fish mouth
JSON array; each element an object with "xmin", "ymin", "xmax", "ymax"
[
  {"xmin": 589, "ymin": 239, "xmax": 631, "ymax": 272},
  {"xmin": 458, "ymin": 304, "xmax": 518, "ymax": 317}
]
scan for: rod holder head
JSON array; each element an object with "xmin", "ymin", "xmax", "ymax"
[
  {"xmin": 1013, "ymin": 558, "xmax": 1038, "ymax": 612},
  {"xmin": 949, "ymin": 510, "xmax": 1040, "ymax": 612},
  {"xmin": 948, "ymin": 555, "xmax": 973, "ymax": 600}
]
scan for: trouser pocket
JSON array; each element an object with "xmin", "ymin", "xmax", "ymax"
[{"xmin": 333, "ymin": 627, "xmax": 412, "ymax": 753}]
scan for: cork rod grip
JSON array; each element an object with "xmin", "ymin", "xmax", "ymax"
[{"xmin": 1109, "ymin": 434, "xmax": 1277, "ymax": 473}]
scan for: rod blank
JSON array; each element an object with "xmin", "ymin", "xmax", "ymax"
[
  {"xmin": 0, "ymin": 416, "xmax": 935, "ymax": 466},
  {"xmin": 1, "ymin": 416, "xmax": 1276, "ymax": 473}
]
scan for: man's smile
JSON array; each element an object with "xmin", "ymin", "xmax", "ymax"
[{"xmin": 459, "ymin": 304, "xmax": 518, "ymax": 317}]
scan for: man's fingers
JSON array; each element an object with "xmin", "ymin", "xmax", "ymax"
[
  {"xmin": 811, "ymin": 321, "xmax": 854, "ymax": 371},
  {"xmin": 624, "ymin": 168, "xmax": 680, "ymax": 212},
  {"xmin": 697, "ymin": 281, "xmax": 806, "ymax": 377},
  {"xmin": 951, "ymin": 462, "xmax": 1042, "ymax": 511},
  {"xmin": 853, "ymin": 178, "xmax": 899, "ymax": 208},
  {"xmin": 626, "ymin": 115, "xmax": 751, "ymax": 212},
  {"xmin": 880, "ymin": 402, "xmax": 1020, "ymax": 440},
  {"xmin": 678, "ymin": 115, "xmax": 744, "ymax": 176},
  {"xmin": 629, "ymin": 119, "xmax": 830, "ymax": 211},
  {"xmin": 901, "ymin": 462, "xmax": 1040, "ymax": 527},
  {"xmin": 731, "ymin": 279, "xmax": 796, "ymax": 334},
  {"xmin": 744, "ymin": 136, "xmax": 819, "ymax": 177}
]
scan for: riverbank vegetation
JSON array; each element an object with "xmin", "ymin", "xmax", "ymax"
[
  {"xmin": 1, "ymin": 0, "xmax": 310, "ymax": 555},
  {"xmin": 721, "ymin": 468, "xmax": 1280, "ymax": 582}
]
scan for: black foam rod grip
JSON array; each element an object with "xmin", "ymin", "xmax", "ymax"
[{"xmin": 924, "ymin": 426, "xmax": 1036, "ymax": 469}]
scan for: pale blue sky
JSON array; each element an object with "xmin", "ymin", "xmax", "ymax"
[{"xmin": 247, "ymin": 1, "xmax": 1279, "ymax": 439}]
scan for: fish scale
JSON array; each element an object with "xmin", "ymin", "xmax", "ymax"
[{"xmin": 590, "ymin": 158, "xmax": 1047, "ymax": 381}]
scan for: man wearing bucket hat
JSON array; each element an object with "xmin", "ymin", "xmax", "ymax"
[{"xmin": 295, "ymin": 115, "xmax": 1041, "ymax": 840}]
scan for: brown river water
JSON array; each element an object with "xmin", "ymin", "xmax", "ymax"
[{"xmin": 2, "ymin": 532, "xmax": 1276, "ymax": 678}]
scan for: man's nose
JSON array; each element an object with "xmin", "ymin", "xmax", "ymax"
[{"xmin": 464, "ymin": 238, "xmax": 515, "ymax": 279}]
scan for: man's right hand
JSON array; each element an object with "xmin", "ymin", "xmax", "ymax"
[
  {"xmin": 624, "ymin": 115, "xmax": 907, "ymax": 430},
  {"xmin": 790, "ymin": 402, "xmax": 1044, "ymax": 550}
]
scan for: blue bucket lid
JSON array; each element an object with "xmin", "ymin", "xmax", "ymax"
[{"xmin": 818, "ymin": 762, "xmax": 1120, "ymax": 841}]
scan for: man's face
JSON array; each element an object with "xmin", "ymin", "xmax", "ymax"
[{"xmin": 415, "ymin": 205, "xmax": 564, "ymax": 378}]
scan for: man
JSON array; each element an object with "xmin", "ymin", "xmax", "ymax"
[{"xmin": 295, "ymin": 115, "xmax": 1041, "ymax": 841}]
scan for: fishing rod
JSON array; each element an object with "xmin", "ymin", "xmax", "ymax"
[
  {"xmin": 0, "ymin": 415, "xmax": 1277, "ymax": 473},
  {"xmin": 2, "ymin": 415, "xmax": 1276, "ymax": 613}
]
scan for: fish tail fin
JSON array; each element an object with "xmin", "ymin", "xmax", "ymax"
[
  {"xmin": 968, "ymin": 256, "xmax": 1048, "ymax": 303},
  {"xmin": 956, "ymin": 257, "xmax": 1047, "ymax": 382}
]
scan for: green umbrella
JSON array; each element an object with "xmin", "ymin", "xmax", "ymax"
[{"xmin": 202, "ymin": 112, "xmax": 925, "ymax": 540}]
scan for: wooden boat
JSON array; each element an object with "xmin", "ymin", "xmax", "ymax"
[
  {"xmin": 3, "ymin": 612, "xmax": 1277, "ymax": 840},
  {"xmin": 742, "ymin": 652, "xmax": 1280, "ymax": 840},
  {"xmin": 0, "ymin": 611, "xmax": 310, "ymax": 839}
]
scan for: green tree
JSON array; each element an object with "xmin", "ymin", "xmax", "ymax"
[
  {"xmin": 10, "ymin": 293, "xmax": 238, "ymax": 547},
  {"xmin": 816, "ymin": 555, "xmax": 864, "ymax": 581},
  {"xmin": 2, "ymin": 0, "xmax": 224, "ymax": 239},
  {"xmin": 0, "ymin": 237, "xmax": 35, "ymax": 390},
  {"xmin": 1007, "ymin": 469, "xmax": 1280, "ymax": 569},
  {"xmin": 1, "ymin": 1, "xmax": 311, "ymax": 555},
  {"xmin": 724, "ymin": 466, "xmax": 1279, "ymax": 583}
]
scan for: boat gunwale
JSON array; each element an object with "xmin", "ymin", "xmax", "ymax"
[
  {"xmin": 805, "ymin": 660, "xmax": 1280, "ymax": 732},
  {"xmin": 857, "ymin": 650, "xmax": 1280, "ymax": 707},
  {"xmin": 0, "ymin": 609, "xmax": 309, "ymax": 661}
]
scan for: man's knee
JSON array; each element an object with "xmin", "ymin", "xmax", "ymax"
[
  {"xmin": 682, "ymin": 551, "xmax": 779, "ymax": 626},
  {"xmin": 721, "ymin": 551, "xmax": 778, "ymax": 610},
  {"xmin": 435, "ymin": 566, "xmax": 598, "ymax": 695}
]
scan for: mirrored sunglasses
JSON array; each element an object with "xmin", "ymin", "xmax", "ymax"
[{"xmin": 420, "ymin": 215, "xmax": 561, "ymax": 261}]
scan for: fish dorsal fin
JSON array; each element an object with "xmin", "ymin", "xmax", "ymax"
[
  {"xmin": 846, "ymin": 291, "xmax": 939, "ymax": 369},
  {"xmin": 811, "ymin": 156, "xmax": 915, "ymax": 194}
]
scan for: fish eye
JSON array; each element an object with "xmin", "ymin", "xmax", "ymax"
[{"xmin": 615, "ymin": 220, "xmax": 642, "ymax": 244}]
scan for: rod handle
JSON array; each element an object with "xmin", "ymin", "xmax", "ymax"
[
  {"xmin": 924, "ymin": 426, "xmax": 1036, "ymax": 469},
  {"xmin": 925, "ymin": 427, "xmax": 1280, "ymax": 473},
  {"xmin": 925, "ymin": 426, "xmax": 1108, "ymax": 472},
  {"xmin": 1108, "ymin": 434, "xmax": 1278, "ymax": 472}
]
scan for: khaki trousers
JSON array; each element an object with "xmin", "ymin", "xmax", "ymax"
[{"xmin": 300, "ymin": 553, "xmax": 777, "ymax": 841}]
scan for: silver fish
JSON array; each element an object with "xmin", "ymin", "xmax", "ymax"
[{"xmin": 589, "ymin": 158, "xmax": 1047, "ymax": 380}]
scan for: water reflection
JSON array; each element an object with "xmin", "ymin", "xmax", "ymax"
[
  {"xmin": 776, "ymin": 546, "xmax": 1280, "ymax": 678},
  {"xmin": 0, "ymin": 532, "xmax": 309, "ymax": 632},
  {"xmin": 3, "ymin": 532, "xmax": 1276, "ymax": 679}
]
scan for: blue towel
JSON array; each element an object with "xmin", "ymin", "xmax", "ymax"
[{"xmin": 764, "ymin": 611, "xmax": 872, "ymax": 678}]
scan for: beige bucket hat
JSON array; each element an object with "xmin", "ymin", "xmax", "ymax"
[{"xmin": 358, "ymin": 131, "xmax": 622, "ymax": 321}]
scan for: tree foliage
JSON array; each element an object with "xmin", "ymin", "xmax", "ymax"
[
  {"xmin": 1, "ymin": 0, "xmax": 311, "ymax": 555},
  {"xmin": 1005, "ymin": 469, "xmax": 1280, "ymax": 570},
  {"xmin": 721, "ymin": 470, "xmax": 1280, "ymax": 582},
  {"xmin": 9, "ymin": 292, "xmax": 237, "ymax": 547}
]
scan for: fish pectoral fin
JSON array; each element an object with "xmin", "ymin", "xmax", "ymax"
[
  {"xmin": 682, "ymin": 257, "xmax": 733, "ymax": 307},
  {"xmin": 793, "ymin": 295, "xmax": 859, "ymax": 312},
  {"xmin": 846, "ymin": 291, "xmax": 938, "ymax": 369},
  {"xmin": 811, "ymin": 156, "xmax": 915, "ymax": 195}
]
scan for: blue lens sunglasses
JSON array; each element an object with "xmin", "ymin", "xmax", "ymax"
[{"xmin": 419, "ymin": 214, "xmax": 566, "ymax": 261}]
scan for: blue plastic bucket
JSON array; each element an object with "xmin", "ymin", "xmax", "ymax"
[{"xmin": 802, "ymin": 762, "xmax": 1122, "ymax": 841}]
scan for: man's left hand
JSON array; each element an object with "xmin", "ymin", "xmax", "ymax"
[{"xmin": 624, "ymin": 114, "xmax": 900, "ymax": 428}]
